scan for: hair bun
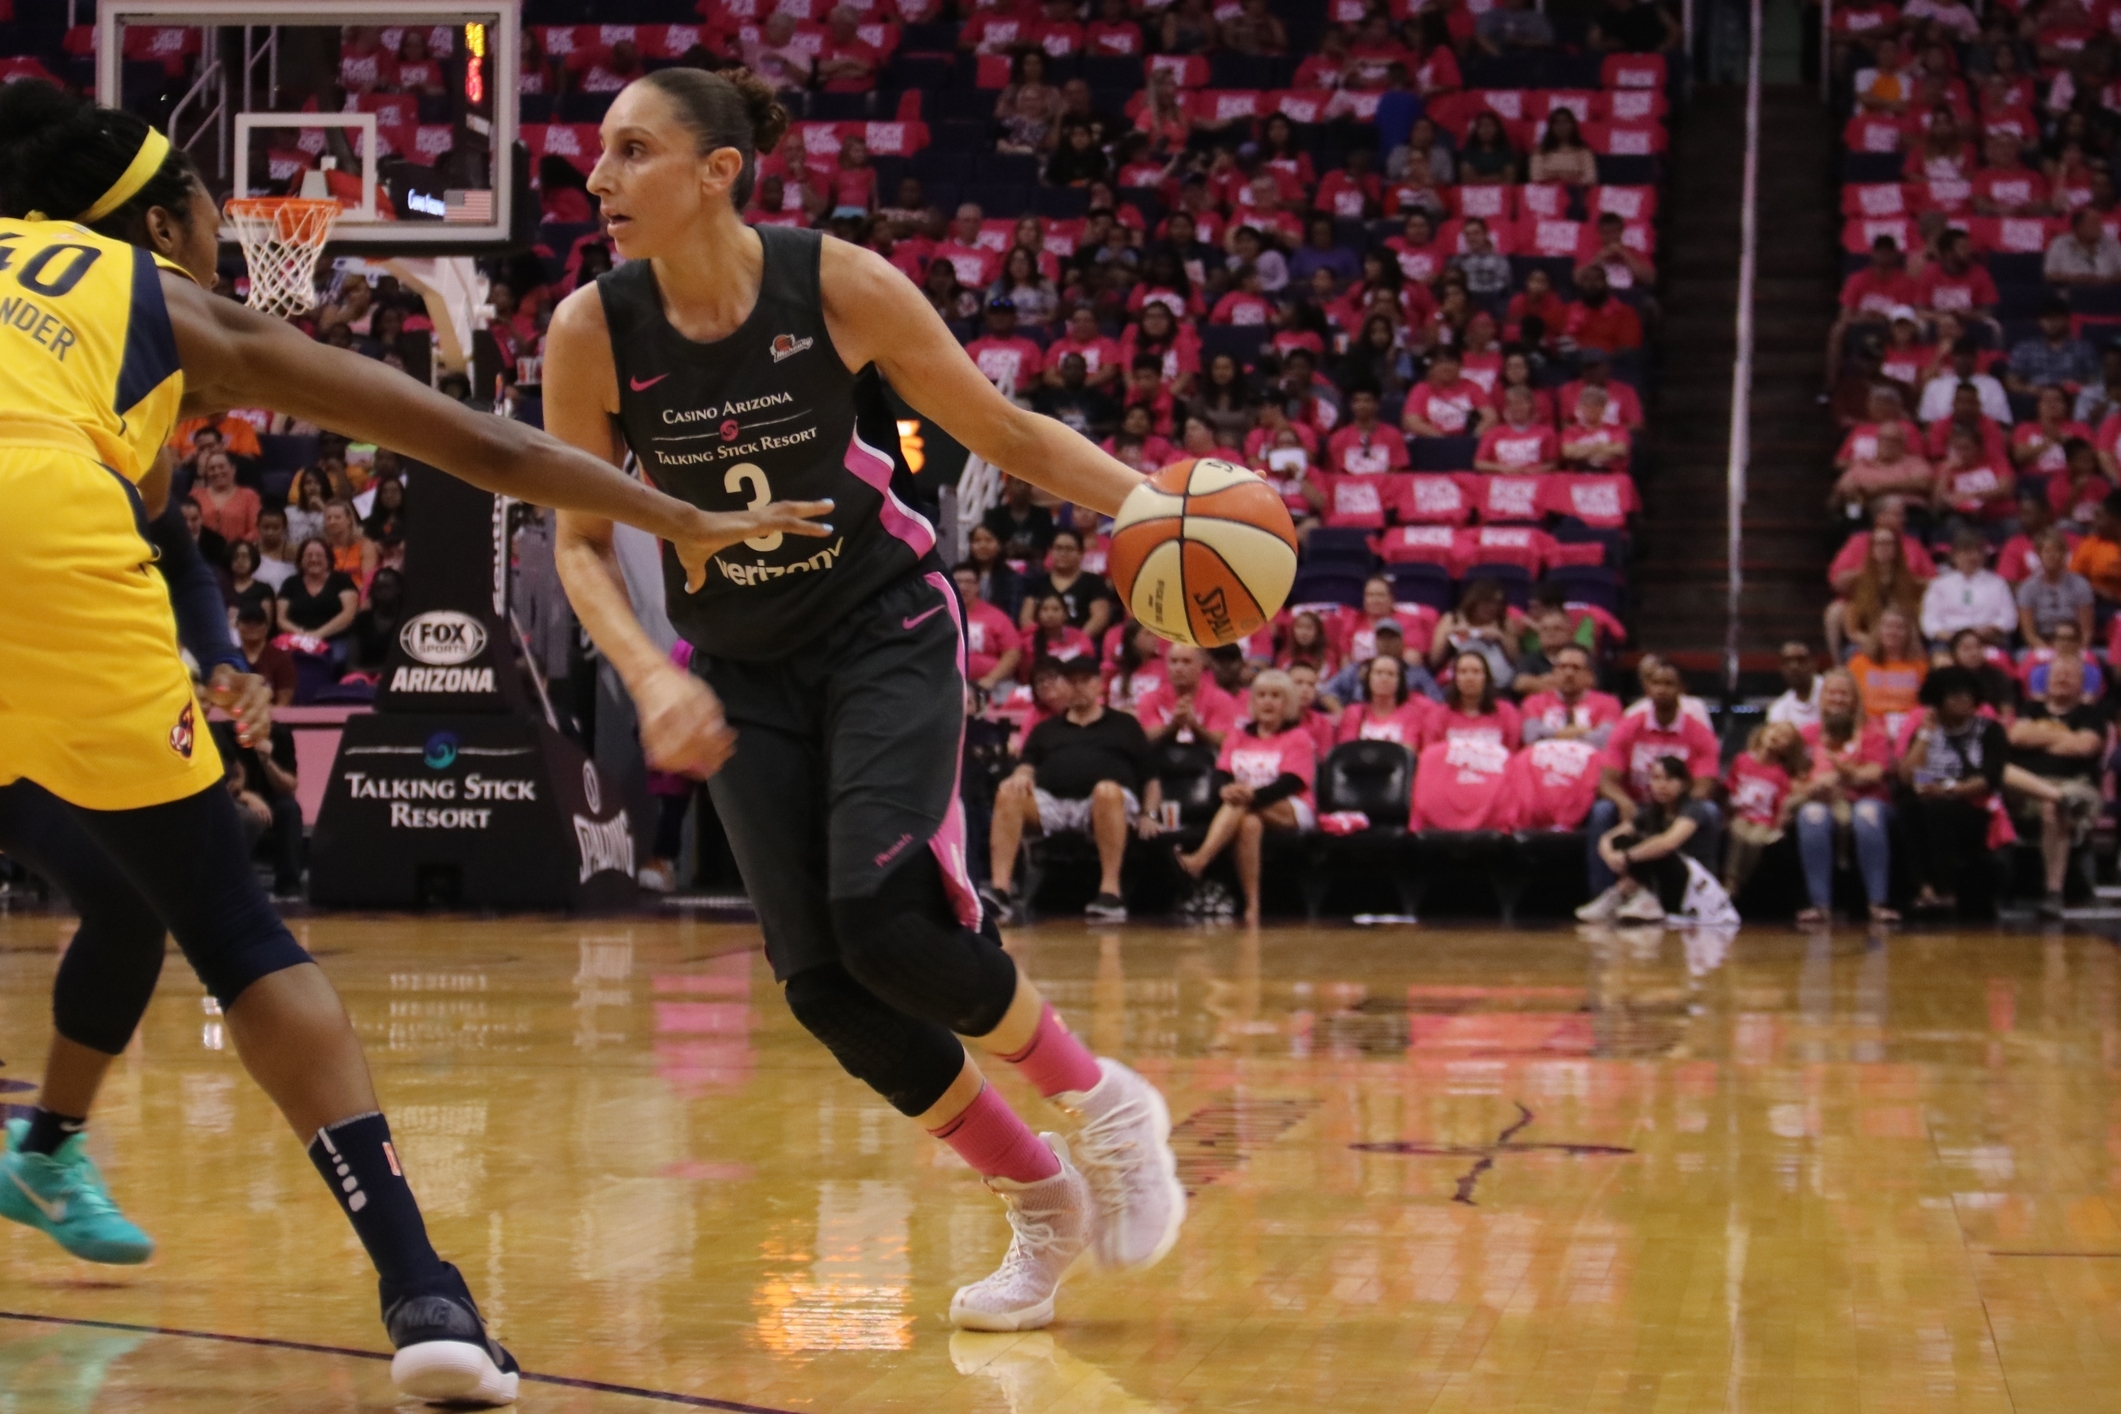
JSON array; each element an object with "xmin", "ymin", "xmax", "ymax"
[{"xmin": 723, "ymin": 67, "xmax": 790, "ymax": 155}]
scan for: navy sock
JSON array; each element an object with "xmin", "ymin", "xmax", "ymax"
[
  {"xmin": 21, "ymin": 1106, "xmax": 84, "ymax": 1157},
  {"xmin": 305, "ymin": 1112, "xmax": 446, "ymax": 1291}
]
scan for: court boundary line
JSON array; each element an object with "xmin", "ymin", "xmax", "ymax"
[{"xmin": 0, "ymin": 1309, "xmax": 803, "ymax": 1412}]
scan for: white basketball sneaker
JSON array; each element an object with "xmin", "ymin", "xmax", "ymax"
[
  {"xmin": 949, "ymin": 1135, "xmax": 1094, "ymax": 1332},
  {"xmin": 1575, "ymin": 884, "xmax": 1626, "ymax": 923},
  {"xmin": 1057, "ymin": 1059, "xmax": 1186, "ymax": 1272}
]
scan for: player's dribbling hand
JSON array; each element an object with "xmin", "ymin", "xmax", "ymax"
[
  {"xmin": 672, "ymin": 500, "xmax": 837, "ymax": 594},
  {"xmin": 206, "ymin": 664, "xmax": 274, "ymax": 747},
  {"xmin": 635, "ymin": 663, "xmax": 738, "ymax": 780}
]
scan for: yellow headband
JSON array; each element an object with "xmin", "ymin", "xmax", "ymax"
[{"xmin": 79, "ymin": 127, "xmax": 171, "ymax": 224}]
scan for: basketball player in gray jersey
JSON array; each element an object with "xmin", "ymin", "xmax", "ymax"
[{"xmin": 544, "ymin": 68, "xmax": 1185, "ymax": 1332}]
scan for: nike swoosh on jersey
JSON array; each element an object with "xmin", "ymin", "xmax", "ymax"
[
  {"xmin": 8, "ymin": 1170, "xmax": 64, "ymax": 1223},
  {"xmin": 629, "ymin": 373, "xmax": 670, "ymax": 391},
  {"xmin": 902, "ymin": 605, "xmax": 945, "ymax": 631}
]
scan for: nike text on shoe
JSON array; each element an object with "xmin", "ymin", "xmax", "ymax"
[
  {"xmin": 385, "ymin": 1262, "xmax": 520, "ymax": 1406},
  {"xmin": 1057, "ymin": 1059, "xmax": 1186, "ymax": 1272},
  {"xmin": 949, "ymin": 1134, "xmax": 1094, "ymax": 1332},
  {"xmin": 0, "ymin": 1118, "xmax": 154, "ymax": 1264}
]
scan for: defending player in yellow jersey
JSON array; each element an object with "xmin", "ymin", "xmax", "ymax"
[
  {"xmin": 0, "ymin": 79, "xmax": 830, "ymax": 1408},
  {"xmin": 0, "ymin": 195, "xmax": 221, "ymax": 809}
]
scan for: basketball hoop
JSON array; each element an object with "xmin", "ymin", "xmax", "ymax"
[{"xmin": 225, "ymin": 197, "xmax": 341, "ymax": 319}]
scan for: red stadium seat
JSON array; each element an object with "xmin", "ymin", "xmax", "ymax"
[
  {"xmin": 521, "ymin": 123, "xmax": 602, "ymax": 176},
  {"xmin": 1584, "ymin": 120, "xmax": 1668, "ymax": 157},
  {"xmin": 1450, "ymin": 184, "xmax": 1518, "ymax": 223},
  {"xmin": 1599, "ymin": 88, "xmax": 1669, "ymax": 122},
  {"xmin": 1187, "ymin": 89, "xmax": 1267, "ymax": 124},
  {"xmin": 1456, "ymin": 473, "xmax": 1547, "ymax": 523},
  {"xmin": 1590, "ymin": 185, "xmax": 1658, "ymax": 220},
  {"xmin": 1841, "ymin": 182, "xmax": 1914, "ymax": 217},
  {"xmin": 1322, "ymin": 474, "xmax": 1399, "ymax": 530},
  {"xmin": 1398, "ymin": 474, "xmax": 1475, "ymax": 526},
  {"xmin": 1378, "ymin": 524, "xmax": 1462, "ymax": 568},
  {"xmin": 1144, "ymin": 53, "xmax": 1209, "ymax": 87},
  {"xmin": 1601, "ymin": 53, "xmax": 1667, "ymax": 90},
  {"xmin": 1539, "ymin": 475, "xmax": 1640, "ymax": 528},
  {"xmin": 1267, "ymin": 90, "xmax": 1336, "ymax": 124}
]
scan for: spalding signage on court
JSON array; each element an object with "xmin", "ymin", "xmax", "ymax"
[{"xmin": 399, "ymin": 610, "xmax": 488, "ymax": 666}]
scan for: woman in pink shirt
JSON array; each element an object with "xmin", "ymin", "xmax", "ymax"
[
  {"xmin": 1422, "ymin": 651, "xmax": 1523, "ymax": 749},
  {"xmin": 1018, "ymin": 592, "xmax": 1096, "ymax": 681},
  {"xmin": 1337, "ymin": 654, "xmax": 1433, "ymax": 745},
  {"xmin": 1175, "ymin": 670, "xmax": 1317, "ymax": 923}
]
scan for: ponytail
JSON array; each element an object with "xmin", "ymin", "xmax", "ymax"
[{"xmin": 639, "ymin": 67, "xmax": 790, "ymax": 210}]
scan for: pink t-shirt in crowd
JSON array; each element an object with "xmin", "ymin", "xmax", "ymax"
[
  {"xmin": 1336, "ymin": 699, "xmax": 1433, "ymax": 745},
  {"xmin": 1421, "ymin": 701, "xmax": 1523, "ymax": 751},
  {"xmin": 1506, "ymin": 738, "xmax": 1605, "ymax": 830},
  {"xmin": 1606, "ymin": 708, "xmax": 1722, "ymax": 800},
  {"xmin": 1137, "ymin": 680, "xmax": 1245, "ymax": 741},
  {"xmin": 1412, "ymin": 736, "xmax": 1516, "ymax": 831},
  {"xmin": 1218, "ymin": 725, "xmax": 1318, "ymax": 805},
  {"xmin": 1724, "ymin": 752, "xmax": 1793, "ymax": 827}
]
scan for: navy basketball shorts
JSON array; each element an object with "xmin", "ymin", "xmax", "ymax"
[{"xmin": 693, "ymin": 570, "xmax": 982, "ymax": 980}]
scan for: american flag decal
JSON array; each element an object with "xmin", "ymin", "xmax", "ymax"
[{"xmin": 444, "ymin": 188, "xmax": 493, "ymax": 222}]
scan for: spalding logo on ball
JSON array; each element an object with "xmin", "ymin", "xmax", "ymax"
[{"xmin": 1108, "ymin": 458, "xmax": 1300, "ymax": 648}]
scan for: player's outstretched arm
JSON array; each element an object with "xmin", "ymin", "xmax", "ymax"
[
  {"xmin": 817, "ymin": 238, "xmax": 1145, "ymax": 516},
  {"xmin": 161, "ymin": 272, "xmax": 829, "ymax": 564}
]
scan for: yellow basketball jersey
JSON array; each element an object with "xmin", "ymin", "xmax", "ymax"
[{"xmin": 0, "ymin": 217, "xmax": 184, "ymax": 481}]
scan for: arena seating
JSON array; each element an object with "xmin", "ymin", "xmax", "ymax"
[
  {"xmin": 0, "ymin": 0, "xmax": 1693, "ymax": 919},
  {"xmin": 1818, "ymin": 11, "xmax": 2121, "ymax": 921}
]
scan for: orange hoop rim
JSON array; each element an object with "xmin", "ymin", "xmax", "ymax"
[{"xmin": 224, "ymin": 196, "xmax": 341, "ymax": 213}]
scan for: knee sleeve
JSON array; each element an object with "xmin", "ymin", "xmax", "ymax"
[
  {"xmin": 73, "ymin": 787, "xmax": 313, "ymax": 1008},
  {"xmin": 783, "ymin": 963, "xmax": 967, "ymax": 1116},
  {"xmin": 830, "ymin": 851, "xmax": 1019, "ymax": 1037},
  {"xmin": 0, "ymin": 783, "xmax": 171, "ymax": 1055},
  {"xmin": 52, "ymin": 893, "xmax": 168, "ymax": 1055}
]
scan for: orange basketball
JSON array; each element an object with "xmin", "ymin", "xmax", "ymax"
[{"xmin": 1107, "ymin": 458, "xmax": 1300, "ymax": 648}]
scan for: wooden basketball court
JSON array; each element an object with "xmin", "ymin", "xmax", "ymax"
[{"xmin": 1, "ymin": 912, "xmax": 2116, "ymax": 1412}]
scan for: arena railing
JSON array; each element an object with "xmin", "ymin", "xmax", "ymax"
[{"xmin": 1725, "ymin": 0, "xmax": 1762, "ymax": 700}]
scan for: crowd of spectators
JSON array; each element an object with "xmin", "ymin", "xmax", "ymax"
[
  {"xmin": 1, "ymin": 3, "xmax": 1702, "ymax": 916},
  {"xmin": 1818, "ymin": 0, "xmax": 2121, "ymax": 920}
]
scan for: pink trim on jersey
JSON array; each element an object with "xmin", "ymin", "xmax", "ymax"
[
  {"xmin": 923, "ymin": 569, "xmax": 983, "ymax": 930},
  {"xmin": 846, "ymin": 430, "xmax": 938, "ymax": 559}
]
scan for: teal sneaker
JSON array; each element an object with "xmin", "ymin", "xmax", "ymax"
[{"xmin": 0, "ymin": 1118, "xmax": 153, "ymax": 1264}]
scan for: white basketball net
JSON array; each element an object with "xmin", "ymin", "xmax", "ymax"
[{"xmin": 225, "ymin": 198, "xmax": 341, "ymax": 319}]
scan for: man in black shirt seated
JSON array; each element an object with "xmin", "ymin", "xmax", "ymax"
[
  {"xmin": 1034, "ymin": 353, "xmax": 1120, "ymax": 440},
  {"xmin": 980, "ymin": 474, "xmax": 1056, "ymax": 562},
  {"xmin": 2006, "ymin": 655, "xmax": 2112, "ymax": 917},
  {"xmin": 982, "ymin": 657, "xmax": 1163, "ymax": 925}
]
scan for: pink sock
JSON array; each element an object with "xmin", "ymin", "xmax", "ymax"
[
  {"xmin": 999, "ymin": 1003, "xmax": 1104, "ymax": 1099},
  {"xmin": 929, "ymin": 1083, "xmax": 1060, "ymax": 1184}
]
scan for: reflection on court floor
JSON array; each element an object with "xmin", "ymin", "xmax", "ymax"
[{"xmin": 2, "ymin": 914, "xmax": 2118, "ymax": 1412}]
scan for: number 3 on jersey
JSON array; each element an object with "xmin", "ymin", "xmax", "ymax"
[{"xmin": 724, "ymin": 463, "xmax": 782, "ymax": 552}]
